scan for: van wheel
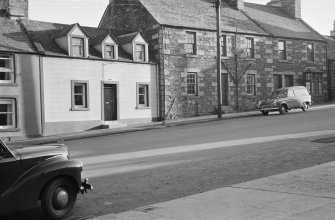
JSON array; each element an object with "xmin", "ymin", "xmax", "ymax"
[
  {"xmin": 302, "ymin": 102, "xmax": 309, "ymax": 111},
  {"xmin": 41, "ymin": 177, "xmax": 77, "ymax": 220},
  {"xmin": 261, "ymin": 111, "xmax": 269, "ymax": 115},
  {"xmin": 279, "ymin": 105, "xmax": 287, "ymax": 114}
]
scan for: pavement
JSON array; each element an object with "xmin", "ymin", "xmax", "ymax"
[{"xmin": 8, "ymin": 102, "xmax": 335, "ymax": 220}]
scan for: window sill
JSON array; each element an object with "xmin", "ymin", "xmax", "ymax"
[
  {"xmin": 0, "ymin": 128, "xmax": 20, "ymax": 132},
  {"xmin": 0, "ymin": 83, "xmax": 18, "ymax": 87},
  {"xmin": 136, "ymin": 106, "xmax": 151, "ymax": 109},
  {"xmin": 185, "ymin": 54, "xmax": 198, "ymax": 58},
  {"xmin": 71, "ymin": 107, "xmax": 90, "ymax": 111}
]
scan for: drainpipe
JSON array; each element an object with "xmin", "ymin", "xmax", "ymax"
[
  {"xmin": 38, "ymin": 55, "xmax": 45, "ymax": 136},
  {"xmin": 156, "ymin": 63, "xmax": 160, "ymax": 121}
]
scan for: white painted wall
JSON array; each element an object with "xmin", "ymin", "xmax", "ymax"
[
  {"xmin": 43, "ymin": 57, "xmax": 158, "ymax": 127},
  {"xmin": 103, "ymin": 62, "xmax": 158, "ymax": 120},
  {"xmin": 43, "ymin": 58, "xmax": 102, "ymax": 123}
]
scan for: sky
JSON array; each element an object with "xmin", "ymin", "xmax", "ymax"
[{"xmin": 28, "ymin": 0, "xmax": 335, "ymax": 35}]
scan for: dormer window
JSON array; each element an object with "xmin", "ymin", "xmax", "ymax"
[
  {"xmin": 72, "ymin": 37, "xmax": 85, "ymax": 57},
  {"xmin": 135, "ymin": 44, "xmax": 145, "ymax": 62},
  {"xmin": 105, "ymin": 44, "xmax": 116, "ymax": 59}
]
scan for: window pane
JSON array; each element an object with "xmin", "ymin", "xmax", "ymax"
[
  {"xmin": 285, "ymin": 75, "xmax": 293, "ymax": 87},
  {"xmin": 105, "ymin": 45, "xmax": 115, "ymax": 59},
  {"xmin": 186, "ymin": 32, "xmax": 196, "ymax": 54},
  {"xmin": 139, "ymin": 94, "xmax": 145, "ymax": 104},
  {"xmin": 72, "ymin": 82, "xmax": 87, "ymax": 108},
  {"xmin": 72, "ymin": 38, "xmax": 84, "ymax": 57},
  {"xmin": 246, "ymin": 38, "xmax": 254, "ymax": 58},
  {"xmin": 0, "ymin": 55, "xmax": 14, "ymax": 82},
  {"xmin": 0, "ymin": 56, "xmax": 12, "ymax": 69},
  {"xmin": 247, "ymin": 74, "xmax": 255, "ymax": 95},
  {"xmin": 0, "ymin": 72, "xmax": 11, "ymax": 80},
  {"xmin": 187, "ymin": 73, "xmax": 196, "ymax": 95},
  {"xmin": 307, "ymin": 43, "xmax": 314, "ymax": 61},
  {"xmin": 274, "ymin": 75, "xmax": 282, "ymax": 89},
  {"xmin": 74, "ymin": 85, "xmax": 83, "ymax": 94},
  {"xmin": 221, "ymin": 35, "xmax": 227, "ymax": 57},
  {"xmin": 74, "ymin": 95, "xmax": 83, "ymax": 105},
  {"xmin": 0, "ymin": 101, "xmax": 14, "ymax": 127},
  {"xmin": 138, "ymin": 84, "xmax": 148, "ymax": 106},
  {"xmin": 136, "ymin": 45, "xmax": 145, "ymax": 61}
]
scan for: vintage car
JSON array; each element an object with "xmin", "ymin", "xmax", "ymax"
[
  {"xmin": 0, "ymin": 139, "xmax": 92, "ymax": 219},
  {"xmin": 258, "ymin": 86, "xmax": 312, "ymax": 115}
]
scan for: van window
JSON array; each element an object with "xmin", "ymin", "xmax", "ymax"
[
  {"xmin": 294, "ymin": 88, "xmax": 308, "ymax": 96},
  {"xmin": 288, "ymin": 90, "xmax": 294, "ymax": 97}
]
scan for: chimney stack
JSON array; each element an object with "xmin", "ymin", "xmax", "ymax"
[
  {"xmin": 331, "ymin": 21, "xmax": 335, "ymax": 37},
  {"xmin": 267, "ymin": 0, "xmax": 301, "ymax": 19},
  {"xmin": 0, "ymin": 0, "xmax": 29, "ymax": 19}
]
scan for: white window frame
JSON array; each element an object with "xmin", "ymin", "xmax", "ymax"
[
  {"xmin": 186, "ymin": 32, "xmax": 196, "ymax": 54},
  {"xmin": 0, "ymin": 54, "xmax": 14, "ymax": 83},
  {"xmin": 221, "ymin": 35, "xmax": 227, "ymax": 57},
  {"xmin": 136, "ymin": 83, "xmax": 150, "ymax": 108},
  {"xmin": 71, "ymin": 37, "xmax": 85, "ymax": 57},
  {"xmin": 135, "ymin": 44, "xmax": 146, "ymax": 62},
  {"xmin": 278, "ymin": 40, "xmax": 287, "ymax": 60},
  {"xmin": 186, "ymin": 73, "xmax": 198, "ymax": 95},
  {"xmin": 105, "ymin": 44, "xmax": 116, "ymax": 59},
  {"xmin": 246, "ymin": 74, "xmax": 255, "ymax": 95},
  {"xmin": 71, "ymin": 80, "xmax": 89, "ymax": 110},
  {"xmin": 245, "ymin": 37, "xmax": 254, "ymax": 58},
  {"xmin": 0, "ymin": 99, "xmax": 16, "ymax": 130},
  {"xmin": 307, "ymin": 43, "xmax": 315, "ymax": 62}
]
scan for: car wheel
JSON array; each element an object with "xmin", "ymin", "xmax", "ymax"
[
  {"xmin": 279, "ymin": 105, "xmax": 287, "ymax": 114},
  {"xmin": 261, "ymin": 111, "xmax": 269, "ymax": 115},
  {"xmin": 302, "ymin": 102, "xmax": 309, "ymax": 111},
  {"xmin": 41, "ymin": 177, "xmax": 77, "ymax": 220}
]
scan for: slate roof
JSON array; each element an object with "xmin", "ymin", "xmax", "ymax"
[
  {"xmin": 136, "ymin": 0, "xmax": 324, "ymax": 41},
  {"xmin": 0, "ymin": 17, "xmax": 35, "ymax": 52},
  {"xmin": 137, "ymin": 0, "xmax": 267, "ymax": 35},
  {"xmin": 0, "ymin": 18, "xmax": 137, "ymax": 61},
  {"xmin": 243, "ymin": 3, "xmax": 324, "ymax": 41}
]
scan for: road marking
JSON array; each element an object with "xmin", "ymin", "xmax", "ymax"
[{"xmin": 78, "ymin": 130, "xmax": 335, "ymax": 166}]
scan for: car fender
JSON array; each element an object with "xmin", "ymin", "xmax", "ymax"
[{"xmin": 0, "ymin": 156, "xmax": 82, "ymax": 212}]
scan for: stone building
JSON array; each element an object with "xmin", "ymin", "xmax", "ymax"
[
  {"xmin": 325, "ymin": 21, "xmax": 335, "ymax": 101},
  {"xmin": 99, "ymin": 0, "xmax": 328, "ymax": 118}
]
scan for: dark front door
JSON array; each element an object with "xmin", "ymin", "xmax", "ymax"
[
  {"xmin": 104, "ymin": 84, "xmax": 117, "ymax": 121},
  {"xmin": 221, "ymin": 73, "xmax": 229, "ymax": 106}
]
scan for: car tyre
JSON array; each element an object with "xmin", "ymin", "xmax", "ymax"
[
  {"xmin": 302, "ymin": 102, "xmax": 309, "ymax": 111},
  {"xmin": 279, "ymin": 105, "xmax": 287, "ymax": 114},
  {"xmin": 261, "ymin": 111, "xmax": 269, "ymax": 115},
  {"xmin": 41, "ymin": 177, "xmax": 77, "ymax": 220}
]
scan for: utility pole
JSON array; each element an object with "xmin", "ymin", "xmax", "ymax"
[{"xmin": 216, "ymin": 0, "xmax": 222, "ymax": 119}]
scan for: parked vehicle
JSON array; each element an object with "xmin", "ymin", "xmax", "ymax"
[
  {"xmin": 258, "ymin": 86, "xmax": 312, "ymax": 115},
  {"xmin": 0, "ymin": 139, "xmax": 92, "ymax": 219}
]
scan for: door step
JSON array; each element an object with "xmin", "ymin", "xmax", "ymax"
[{"xmin": 102, "ymin": 121, "xmax": 127, "ymax": 129}]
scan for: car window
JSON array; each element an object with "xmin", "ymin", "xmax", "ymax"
[
  {"xmin": 271, "ymin": 90, "xmax": 287, "ymax": 99},
  {"xmin": 0, "ymin": 145, "xmax": 5, "ymax": 160}
]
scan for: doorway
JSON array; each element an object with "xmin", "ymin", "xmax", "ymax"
[
  {"xmin": 104, "ymin": 84, "xmax": 117, "ymax": 121},
  {"xmin": 221, "ymin": 73, "xmax": 229, "ymax": 106}
]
